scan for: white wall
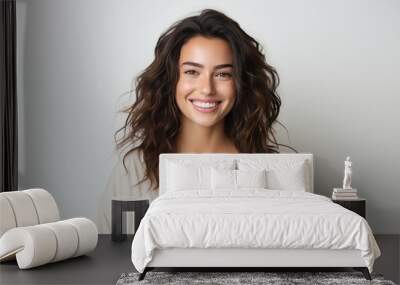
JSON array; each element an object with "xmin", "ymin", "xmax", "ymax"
[{"xmin": 17, "ymin": 0, "xmax": 400, "ymax": 234}]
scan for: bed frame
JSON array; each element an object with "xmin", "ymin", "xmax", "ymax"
[
  {"xmin": 141, "ymin": 248, "xmax": 371, "ymax": 280},
  {"xmin": 138, "ymin": 153, "xmax": 372, "ymax": 281}
]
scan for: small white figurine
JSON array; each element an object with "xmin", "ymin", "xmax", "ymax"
[{"xmin": 342, "ymin": 156, "xmax": 352, "ymax": 189}]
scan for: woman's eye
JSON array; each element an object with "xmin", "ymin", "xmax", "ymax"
[
  {"xmin": 183, "ymin": 70, "xmax": 232, "ymax": 79},
  {"xmin": 184, "ymin": 70, "xmax": 198, "ymax": 75},
  {"xmin": 216, "ymin": 72, "xmax": 232, "ymax": 79}
]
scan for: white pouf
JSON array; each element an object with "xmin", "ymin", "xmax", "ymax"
[{"xmin": 0, "ymin": 189, "xmax": 98, "ymax": 269}]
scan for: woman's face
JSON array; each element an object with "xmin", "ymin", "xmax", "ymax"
[{"xmin": 175, "ymin": 36, "xmax": 236, "ymax": 128}]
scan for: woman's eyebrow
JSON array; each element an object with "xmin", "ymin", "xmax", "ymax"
[{"xmin": 181, "ymin": 61, "xmax": 233, "ymax": 70}]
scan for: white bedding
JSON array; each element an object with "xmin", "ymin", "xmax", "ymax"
[{"xmin": 131, "ymin": 189, "xmax": 380, "ymax": 273}]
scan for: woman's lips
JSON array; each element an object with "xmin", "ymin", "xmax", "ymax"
[{"xmin": 189, "ymin": 99, "xmax": 221, "ymax": 113}]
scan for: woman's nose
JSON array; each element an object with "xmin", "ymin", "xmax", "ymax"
[{"xmin": 198, "ymin": 74, "xmax": 215, "ymax": 96}]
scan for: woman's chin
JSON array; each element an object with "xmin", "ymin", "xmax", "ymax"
[{"xmin": 188, "ymin": 117, "xmax": 221, "ymax": 128}]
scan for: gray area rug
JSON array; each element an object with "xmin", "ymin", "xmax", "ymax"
[{"xmin": 116, "ymin": 271, "xmax": 396, "ymax": 285}]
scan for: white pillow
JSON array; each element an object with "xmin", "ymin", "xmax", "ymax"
[
  {"xmin": 237, "ymin": 169, "xmax": 267, "ymax": 188},
  {"xmin": 167, "ymin": 162, "xmax": 210, "ymax": 191},
  {"xmin": 267, "ymin": 163, "xmax": 306, "ymax": 191},
  {"xmin": 166, "ymin": 160, "xmax": 236, "ymax": 192},
  {"xmin": 238, "ymin": 159, "xmax": 308, "ymax": 191},
  {"xmin": 211, "ymin": 168, "xmax": 236, "ymax": 190},
  {"xmin": 211, "ymin": 168, "xmax": 267, "ymax": 190}
]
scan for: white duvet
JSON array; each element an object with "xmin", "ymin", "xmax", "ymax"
[{"xmin": 131, "ymin": 189, "xmax": 380, "ymax": 273}]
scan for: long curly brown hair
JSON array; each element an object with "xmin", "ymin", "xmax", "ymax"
[{"xmin": 115, "ymin": 9, "xmax": 295, "ymax": 191}]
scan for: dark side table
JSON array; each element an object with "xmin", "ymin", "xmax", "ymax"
[
  {"xmin": 332, "ymin": 198, "xmax": 366, "ymax": 218},
  {"xmin": 112, "ymin": 198, "xmax": 149, "ymax": 242}
]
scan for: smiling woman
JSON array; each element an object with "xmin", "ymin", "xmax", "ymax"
[
  {"xmin": 175, "ymin": 36, "xmax": 238, "ymax": 153},
  {"xmin": 98, "ymin": 9, "xmax": 295, "ymax": 233},
  {"xmin": 116, "ymin": 9, "xmax": 295, "ymax": 190}
]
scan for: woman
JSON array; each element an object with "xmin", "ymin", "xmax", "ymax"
[{"xmin": 98, "ymin": 9, "xmax": 294, "ymax": 233}]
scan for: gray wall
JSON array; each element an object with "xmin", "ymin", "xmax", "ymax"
[{"xmin": 17, "ymin": 0, "xmax": 400, "ymax": 234}]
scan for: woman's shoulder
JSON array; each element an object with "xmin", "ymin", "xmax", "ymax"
[
  {"xmin": 114, "ymin": 149, "xmax": 145, "ymax": 176},
  {"xmin": 107, "ymin": 149, "xmax": 158, "ymax": 198}
]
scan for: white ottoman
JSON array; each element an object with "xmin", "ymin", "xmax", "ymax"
[{"xmin": 0, "ymin": 189, "xmax": 98, "ymax": 269}]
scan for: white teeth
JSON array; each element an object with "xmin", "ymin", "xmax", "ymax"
[{"xmin": 191, "ymin": 100, "xmax": 219, "ymax": 109}]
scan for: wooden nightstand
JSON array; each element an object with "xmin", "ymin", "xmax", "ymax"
[
  {"xmin": 111, "ymin": 198, "xmax": 149, "ymax": 242},
  {"xmin": 332, "ymin": 198, "xmax": 366, "ymax": 218}
]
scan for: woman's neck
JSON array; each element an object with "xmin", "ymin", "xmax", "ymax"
[{"xmin": 175, "ymin": 119, "xmax": 238, "ymax": 153}]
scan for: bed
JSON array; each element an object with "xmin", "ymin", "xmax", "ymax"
[{"xmin": 130, "ymin": 153, "xmax": 381, "ymax": 281}]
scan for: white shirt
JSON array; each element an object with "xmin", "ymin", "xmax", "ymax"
[{"xmin": 97, "ymin": 150, "xmax": 159, "ymax": 234}]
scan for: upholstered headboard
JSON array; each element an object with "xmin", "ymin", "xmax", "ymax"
[{"xmin": 159, "ymin": 153, "xmax": 314, "ymax": 195}]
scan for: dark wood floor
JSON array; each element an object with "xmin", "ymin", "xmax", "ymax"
[
  {"xmin": 0, "ymin": 235, "xmax": 134, "ymax": 285},
  {"xmin": 0, "ymin": 235, "xmax": 398, "ymax": 285}
]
